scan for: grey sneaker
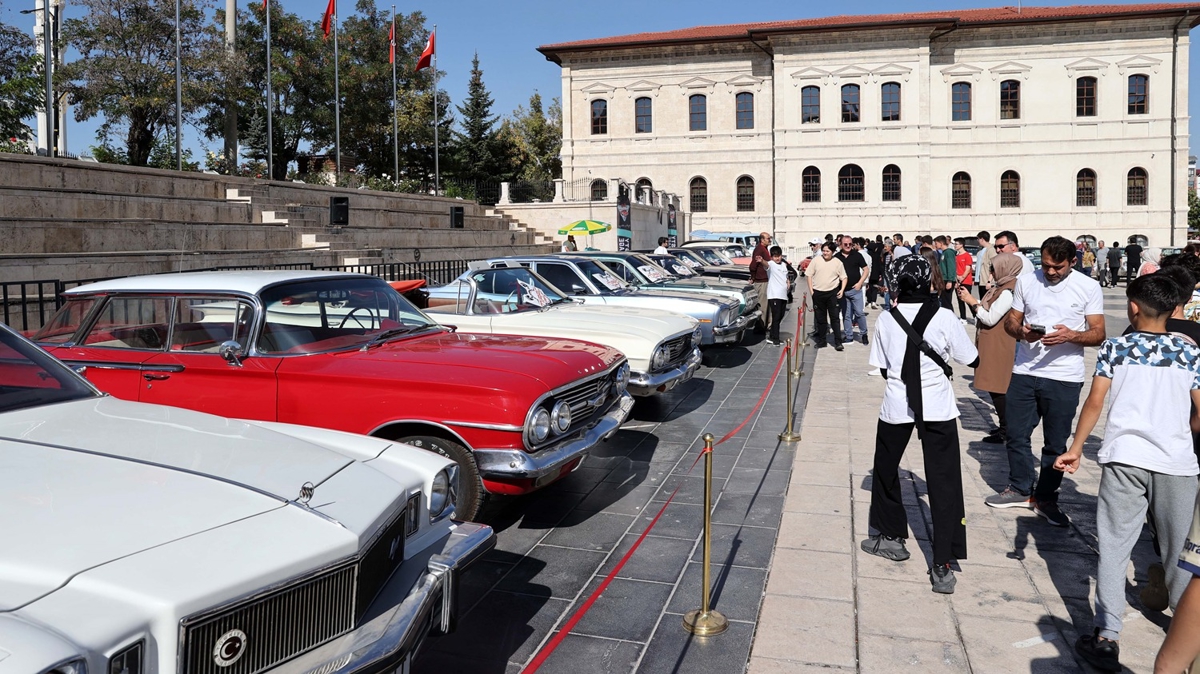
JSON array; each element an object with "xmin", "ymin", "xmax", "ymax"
[
  {"xmin": 930, "ymin": 564, "xmax": 956, "ymax": 594},
  {"xmin": 1034, "ymin": 499, "xmax": 1070, "ymax": 527},
  {"xmin": 985, "ymin": 487, "xmax": 1033, "ymax": 509},
  {"xmin": 860, "ymin": 534, "xmax": 910, "ymax": 561}
]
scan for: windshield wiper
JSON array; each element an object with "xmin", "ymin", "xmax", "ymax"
[{"xmin": 361, "ymin": 325, "xmax": 425, "ymax": 350}]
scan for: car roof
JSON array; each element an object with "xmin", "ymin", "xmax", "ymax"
[
  {"xmin": 63, "ymin": 270, "xmax": 376, "ymax": 296},
  {"xmin": 488, "ymin": 254, "xmax": 596, "ymax": 264}
]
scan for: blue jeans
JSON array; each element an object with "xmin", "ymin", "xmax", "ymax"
[
  {"xmin": 840, "ymin": 288, "xmax": 867, "ymax": 339},
  {"xmin": 1004, "ymin": 373, "xmax": 1084, "ymax": 499}
]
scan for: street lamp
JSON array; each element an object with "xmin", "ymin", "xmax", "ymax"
[{"xmin": 20, "ymin": 1, "xmax": 54, "ymax": 157}]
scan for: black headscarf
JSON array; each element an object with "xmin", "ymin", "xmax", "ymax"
[
  {"xmin": 885, "ymin": 253, "xmax": 938, "ymax": 304},
  {"xmin": 884, "ymin": 254, "xmax": 942, "ymax": 433}
]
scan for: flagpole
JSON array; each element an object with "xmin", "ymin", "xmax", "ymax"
[
  {"xmin": 333, "ymin": 2, "xmax": 341, "ymax": 182},
  {"xmin": 432, "ymin": 24, "xmax": 439, "ymax": 195},
  {"xmin": 391, "ymin": 6, "xmax": 398, "ymax": 184},
  {"xmin": 175, "ymin": 0, "xmax": 183, "ymax": 171},
  {"xmin": 265, "ymin": 0, "xmax": 274, "ymax": 179}
]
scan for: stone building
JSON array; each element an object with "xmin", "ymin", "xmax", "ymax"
[{"xmin": 539, "ymin": 4, "xmax": 1200, "ymax": 249}]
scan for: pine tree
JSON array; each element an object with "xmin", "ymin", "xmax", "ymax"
[{"xmin": 453, "ymin": 53, "xmax": 500, "ymax": 182}]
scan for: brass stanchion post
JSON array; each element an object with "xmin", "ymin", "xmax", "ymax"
[
  {"xmin": 683, "ymin": 433, "xmax": 727, "ymax": 637},
  {"xmin": 791, "ymin": 304, "xmax": 805, "ymax": 377},
  {"xmin": 779, "ymin": 339, "xmax": 802, "ymax": 443}
]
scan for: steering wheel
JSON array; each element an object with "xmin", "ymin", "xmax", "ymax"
[{"xmin": 337, "ymin": 306, "xmax": 378, "ymax": 329}]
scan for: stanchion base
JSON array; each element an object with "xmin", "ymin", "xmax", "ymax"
[
  {"xmin": 779, "ymin": 431, "xmax": 802, "ymax": 442},
  {"xmin": 683, "ymin": 609, "xmax": 728, "ymax": 636}
]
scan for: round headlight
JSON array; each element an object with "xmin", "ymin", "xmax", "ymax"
[
  {"xmin": 616, "ymin": 362, "xmax": 630, "ymax": 391},
  {"xmin": 551, "ymin": 400, "xmax": 572, "ymax": 433},
  {"xmin": 691, "ymin": 326, "xmax": 703, "ymax": 345},
  {"xmin": 530, "ymin": 407, "xmax": 551, "ymax": 443},
  {"xmin": 651, "ymin": 345, "xmax": 669, "ymax": 370},
  {"xmin": 429, "ymin": 465, "xmax": 457, "ymax": 520}
]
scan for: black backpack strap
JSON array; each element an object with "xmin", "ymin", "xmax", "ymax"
[{"xmin": 889, "ymin": 305, "xmax": 953, "ymax": 379}]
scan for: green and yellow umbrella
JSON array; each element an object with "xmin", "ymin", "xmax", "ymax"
[{"xmin": 558, "ymin": 220, "xmax": 612, "ymax": 235}]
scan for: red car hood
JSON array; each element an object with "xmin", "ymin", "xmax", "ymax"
[{"xmin": 353, "ymin": 330, "xmax": 624, "ymax": 389}]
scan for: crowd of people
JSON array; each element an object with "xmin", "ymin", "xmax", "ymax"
[{"xmin": 805, "ymin": 230, "xmax": 1200, "ymax": 672}]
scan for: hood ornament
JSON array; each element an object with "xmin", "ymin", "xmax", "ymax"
[{"xmin": 297, "ymin": 482, "xmax": 315, "ymax": 505}]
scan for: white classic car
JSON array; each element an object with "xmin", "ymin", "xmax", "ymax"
[
  {"xmin": 424, "ymin": 267, "xmax": 703, "ymax": 397},
  {"xmin": 0, "ymin": 322, "xmax": 493, "ymax": 674}
]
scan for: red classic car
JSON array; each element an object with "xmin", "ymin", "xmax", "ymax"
[{"xmin": 33, "ymin": 271, "xmax": 634, "ymax": 519}]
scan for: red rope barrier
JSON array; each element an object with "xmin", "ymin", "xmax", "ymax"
[{"xmin": 523, "ymin": 342, "xmax": 792, "ymax": 673}]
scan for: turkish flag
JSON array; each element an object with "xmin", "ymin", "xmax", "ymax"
[
  {"xmin": 321, "ymin": 0, "xmax": 335, "ymax": 38},
  {"xmin": 415, "ymin": 30, "xmax": 434, "ymax": 71},
  {"xmin": 388, "ymin": 21, "xmax": 395, "ymax": 64}
]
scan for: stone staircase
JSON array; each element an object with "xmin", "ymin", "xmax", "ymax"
[
  {"xmin": 487, "ymin": 209, "xmax": 557, "ymax": 247},
  {"xmin": 226, "ymin": 188, "xmax": 385, "ymax": 265}
]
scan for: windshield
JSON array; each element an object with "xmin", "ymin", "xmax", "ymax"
[
  {"xmin": 576, "ymin": 259, "xmax": 628, "ymax": 292},
  {"xmin": 430, "ymin": 268, "xmax": 567, "ymax": 315},
  {"xmin": 694, "ymin": 248, "xmax": 730, "ymax": 266},
  {"xmin": 629, "ymin": 255, "xmax": 674, "ymax": 284},
  {"xmin": 671, "ymin": 250, "xmax": 706, "ymax": 269},
  {"xmin": 725, "ymin": 245, "xmax": 748, "ymax": 257},
  {"xmin": 0, "ymin": 324, "xmax": 98, "ymax": 413},
  {"xmin": 650, "ymin": 255, "xmax": 695, "ymax": 277},
  {"xmin": 258, "ymin": 277, "xmax": 436, "ymax": 354}
]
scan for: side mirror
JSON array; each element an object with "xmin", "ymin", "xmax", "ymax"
[
  {"xmin": 220, "ymin": 340, "xmax": 246, "ymax": 367},
  {"xmin": 71, "ymin": 365, "xmax": 88, "ymax": 379},
  {"xmin": 571, "ymin": 284, "xmax": 587, "ymax": 295}
]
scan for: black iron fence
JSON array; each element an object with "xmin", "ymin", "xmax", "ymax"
[
  {"xmin": 1, "ymin": 260, "xmax": 470, "ymax": 332},
  {"xmin": 508, "ymin": 180, "xmax": 555, "ymax": 204}
]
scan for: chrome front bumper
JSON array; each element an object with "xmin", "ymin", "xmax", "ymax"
[
  {"xmin": 628, "ymin": 348, "xmax": 702, "ymax": 396},
  {"xmin": 473, "ymin": 392, "xmax": 635, "ymax": 482},
  {"xmin": 712, "ymin": 313, "xmax": 753, "ymax": 343},
  {"xmin": 272, "ymin": 521, "xmax": 495, "ymax": 674}
]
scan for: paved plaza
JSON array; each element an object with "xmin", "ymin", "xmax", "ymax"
[{"xmin": 415, "ymin": 284, "xmax": 1181, "ymax": 673}]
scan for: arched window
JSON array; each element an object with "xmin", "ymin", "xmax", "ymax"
[
  {"xmin": 801, "ymin": 86, "xmax": 820, "ymax": 124},
  {"xmin": 590, "ymin": 179, "xmax": 608, "ymax": 201},
  {"xmin": 1077, "ymin": 169, "xmax": 1097, "ymax": 207},
  {"xmin": 634, "ymin": 97, "xmax": 652, "ymax": 133},
  {"xmin": 881, "ymin": 82, "xmax": 901, "ymax": 121},
  {"xmin": 841, "ymin": 84, "xmax": 860, "ymax": 123},
  {"xmin": 689, "ymin": 94, "xmax": 707, "ymax": 131},
  {"xmin": 1127, "ymin": 167, "xmax": 1148, "ymax": 206},
  {"xmin": 1129, "ymin": 75, "xmax": 1149, "ymax": 114},
  {"xmin": 802, "ymin": 166, "xmax": 821, "ymax": 203},
  {"xmin": 736, "ymin": 176, "xmax": 755, "ymax": 212},
  {"xmin": 882, "ymin": 165, "xmax": 901, "ymax": 201},
  {"xmin": 736, "ymin": 92, "xmax": 754, "ymax": 129},
  {"xmin": 952, "ymin": 82, "xmax": 972, "ymax": 121},
  {"xmin": 635, "ymin": 178, "xmax": 653, "ymax": 203},
  {"xmin": 590, "ymin": 100, "xmax": 607, "ymax": 135},
  {"xmin": 952, "ymin": 172, "xmax": 971, "ymax": 209},
  {"xmin": 838, "ymin": 164, "xmax": 864, "ymax": 202},
  {"xmin": 1000, "ymin": 80, "xmax": 1020, "ymax": 120},
  {"xmin": 690, "ymin": 177, "xmax": 708, "ymax": 213},
  {"xmin": 1000, "ymin": 170, "xmax": 1020, "ymax": 208},
  {"xmin": 1077, "ymin": 77, "xmax": 1097, "ymax": 117}
]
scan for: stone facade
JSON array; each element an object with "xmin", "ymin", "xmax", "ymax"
[{"xmin": 545, "ymin": 6, "xmax": 1197, "ymax": 250}]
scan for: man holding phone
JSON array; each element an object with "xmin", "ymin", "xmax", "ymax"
[{"xmin": 987, "ymin": 236, "xmax": 1106, "ymax": 527}]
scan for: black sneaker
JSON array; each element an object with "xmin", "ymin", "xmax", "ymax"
[
  {"xmin": 929, "ymin": 564, "xmax": 956, "ymax": 594},
  {"xmin": 1034, "ymin": 499, "xmax": 1070, "ymax": 527},
  {"xmin": 860, "ymin": 534, "xmax": 910, "ymax": 561},
  {"xmin": 861, "ymin": 334, "xmax": 869, "ymax": 345},
  {"xmin": 985, "ymin": 486, "xmax": 1033, "ymax": 509},
  {"xmin": 834, "ymin": 342, "xmax": 844, "ymax": 352},
  {"xmin": 982, "ymin": 431, "xmax": 1006, "ymax": 444},
  {"xmin": 1075, "ymin": 630, "xmax": 1121, "ymax": 671}
]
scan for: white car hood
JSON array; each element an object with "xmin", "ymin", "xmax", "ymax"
[
  {"xmin": 438, "ymin": 304, "xmax": 696, "ymax": 370},
  {"xmin": 0, "ymin": 397, "xmax": 360, "ymax": 611}
]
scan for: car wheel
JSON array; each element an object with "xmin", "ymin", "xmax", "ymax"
[{"xmin": 399, "ymin": 434, "xmax": 487, "ymax": 521}]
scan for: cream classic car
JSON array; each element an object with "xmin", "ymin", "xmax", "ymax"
[
  {"xmin": 425, "ymin": 266, "xmax": 703, "ymax": 397},
  {"xmin": 0, "ymin": 322, "xmax": 492, "ymax": 674}
]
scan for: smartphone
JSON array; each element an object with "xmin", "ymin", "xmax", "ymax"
[{"xmin": 1029, "ymin": 324, "xmax": 1047, "ymax": 334}]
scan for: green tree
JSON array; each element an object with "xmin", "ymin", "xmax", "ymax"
[
  {"xmin": 453, "ymin": 53, "xmax": 507, "ymax": 182},
  {"xmin": 59, "ymin": 0, "xmax": 227, "ymax": 166},
  {"xmin": 507, "ymin": 92, "xmax": 562, "ymax": 182},
  {"xmin": 1189, "ymin": 189, "xmax": 1199, "ymax": 234},
  {"xmin": 0, "ymin": 22, "xmax": 43, "ymax": 143}
]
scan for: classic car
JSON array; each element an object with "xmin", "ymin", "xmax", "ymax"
[
  {"xmin": 641, "ymin": 252, "xmax": 705, "ymax": 279},
  {"xmin": 33, "ymin": 270, "xmax": 634, "ymax": 520},
  {"xmin": 424, "ymin": 267, "xmax": 702, "ymax": 397},
  {"xmin": 667, "ymin": 248, "xmax": 754, "ymax": 283},
  {"xmin": 681, "ymin": 241, "xmax": 752, "ymax": 266},
  {"xmin": 481, "ymin": 256, "xmax": 747, "ymax": 345},
  {"xmin": 569, "ymin": 251, "xmax": 761, "ymax": 321},
  {"xmin": 0, "ymin": 321, "xmax": 492, "ymax": 674}
]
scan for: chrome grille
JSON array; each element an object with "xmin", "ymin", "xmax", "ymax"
[
  {"xmin": 181, "ymin": 564, "xmax": 356, "ymax": 674},
  {"xmin": 549, "ymin": 366, "xmax": 621, "ymax": 437},
  {"xmin": 661, "ymin": 334, "xmax": 693, "ymax": 367}
]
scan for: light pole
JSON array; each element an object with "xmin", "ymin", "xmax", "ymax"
[
  {"xmin": 21, "ymin": 1, "xmax": 54, "ymax": 156},
  {"xmin": 174, "ymin": 0, "xmax": 183, "ymax": 171}
]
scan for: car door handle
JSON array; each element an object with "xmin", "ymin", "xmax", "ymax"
[{"xmin": 142, "ymin": 372, "xmax": 171, "ymax": 381}]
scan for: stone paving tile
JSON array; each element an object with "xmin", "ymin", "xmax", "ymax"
[
  {"xmin": 746, "ymin": 657, "xmax": 855, "ymax": 673},
  {"xmin": 858, "ymin": 634, "xmax": 971, "ymax": 673},
  {"xmin": 751, "ymin": 595, "xmax": 856, "ymax": 667},
  {"xmin": 763, "ymin": 549, "xmax": 854, "ymax": 602},
  {"xmin": 570, "ymin": 577, "xmax": 676, "ymax": 642},
  {"xmin": 496, "ymin": 546, "xmax": 608, "ymax": 599},
  {"xmin": 540, "ymin": 511, "xmax": 637, "ymax": 553},
  {"xmin": 782, "ymin": 483, "xmax": 852, "ymax": 516},
  {"xmin": 531, "ymin": 634, "xmax": 644, "ymax": 674},
  {"xmin": 775, "ymin": 511, "xmax": 851, "ymax": 553},
  {"xmin": 664, "ymin": 561, "xmax": 768, "ymax": 622},
  {"xmin": 599, "ymin": 533, "xmax": 695, "ymax": 584},
  {"xmin": 636, "ymin": 618, "xmax": 757, "ymax": 674}
]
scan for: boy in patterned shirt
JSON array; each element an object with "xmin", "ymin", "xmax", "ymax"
[{"xmin": 1055, "ymin": 274, "xmax": 1200, "ymax": 672}]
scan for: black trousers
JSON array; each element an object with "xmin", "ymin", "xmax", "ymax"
[
  {"xmin": 1109, "ymin": 264, "xmax": 1120, "ymax": 287},
  {"xmin": 869, "ymin": 419, "xmax": 967, "ymax": 566},
  {"xmin": 1127, "ymin": 264, "xmax": 1139, "ymax": 285},
  {"xmin": 956, "ymin": 284, "xmax": 973, "ymax": 319},
  {"xmin": 939, "ymin": 289, "xmax": 953, "ymax": 310},
  {"xmin": 768, "ymin": 299, "xmax": 786, "ymax": 342},
  {"xmin": 811, "ymin": 289, "xmax": 842, "ymax": 346},
  {"xmin": 990, "ymin": 391, "xmax": 1008, "ymax": 437}
]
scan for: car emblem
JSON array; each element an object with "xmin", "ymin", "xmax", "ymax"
[
  {"xmin": 213, "ymin": 629, "xmax": 248, "ymax": 668},
  {"xmin": 297, "ymin": 482, "xmax": 315, "ymax": 505}
]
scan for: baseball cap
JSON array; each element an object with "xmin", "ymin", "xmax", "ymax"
[{"xmin": 808, "ymin": 237, "xmax": 822, "ymax": 245}]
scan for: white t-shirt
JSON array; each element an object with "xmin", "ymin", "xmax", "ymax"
[
  {"xmin": 1010, "ymin": 269, "xmax": 1104, "ymax": 383},
  {"xmin": 654, "ymin": 246, "xmax": 669, "ymax": 255},
  {"xmin": 1094, "ymin": 332, "xmax": 1200, "ymax": 476},
  {"xmin": 1019, "ymin": 255, "xmax": 1035, "ymax": 276},
  {"xmin": 767, "ymin": 260, "xmax": 789, "ymax": 300},
  {"xmin": 869, "ymin": 305, "xmax": 979, "ymax": 423}
]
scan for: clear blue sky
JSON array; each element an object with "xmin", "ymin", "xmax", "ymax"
[{"xmin": 3, "ymin": 0, "xmax": 1198, "ymax": 163}]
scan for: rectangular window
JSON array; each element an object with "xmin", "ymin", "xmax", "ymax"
[
  {"xmin": 83, "ymin": 297, "xmax": 173, "ymax": 350},
  {"xmin": 801, "ymin": 86, "xmax": 820, "ymax": 124},
  {"xmin": 736, "ymin": 93, "xmax": 754, "ymax": 130},
  {"xmin": 1129, "ymin": 75, "xmax": 1149, "ymax": 115},
  {"xmin": 689, "ymin": 95, "xmax": 706, "ymax": 131},
  {"xmin": 1076, "ymin": 77, "xmax": 1097, "ymax": 117},
  {"xmin": 590, "ymin": 100, "xmax": 607, "ymax": 135},
  {"xmin": 881, "ymin": 83, "xmax": 901, "ymax": 122},
  {"xmin": 951, "ymin": 82, "xmax": 971, "ymax": 121},
  {"xmin": 171, "ymin": 298, "xmax": 254, "ymax": 352},
  {"xmin": 841, "ymin": 85, "xmax": 860, "ymax": 123},
  {"xmin": 801, "ymin": 170, "xmax": 820, "ymax": 203},
  {"xmin": 1000, "ymin": 80, "xmax": 1020, "ymax": 120},
  {"xmin": 635, "ymin": 97, "xmax": 652, "ymax": 133}
]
